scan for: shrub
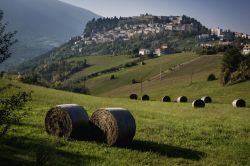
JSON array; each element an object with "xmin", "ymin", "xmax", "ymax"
[
  {"xmin": 0, "ymin": 86, "xmax": 32, "ymax": 137},
  {"xmin": 110, "ymin": 74, "xmax": 116, "ymax": 80},
  {"xmin": 207, "ymin": 73, "xmax": 216, "ymax": 81},
  {"xmin": 132, "ymin": 79, "xmax": 139, "ymax": 84}
]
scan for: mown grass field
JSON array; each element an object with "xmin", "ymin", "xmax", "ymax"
[
  {"xmin": 72, "ymin": 53, "xmax": 249, "ymax": 107},
  {"xmin": 64, "ymin": 55, "xmax": 136, "ymax": 84},
  {"xmin": 102, "ymin": 55, "xmax": 250, "ymax": 105},
  {"xmin": 85, "ymin": 53, "xmax": 198, "ymax": 95},
  {"xmin": 0, "ymin": 79, "xmax": 249, "ymax": 166}
]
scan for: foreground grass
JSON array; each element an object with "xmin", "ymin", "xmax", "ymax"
[{"xmin": 0, "ymin": 80, "xmax": 249, "ymax": 166}]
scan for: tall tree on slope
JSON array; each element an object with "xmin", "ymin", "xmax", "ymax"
[
  {"xmin": 0, "ymin": 10, "xmax": 31, "ymax": 137},
  {"xmin": 0, "ymin": 10, "xmax": 17, "ymax": 64}
]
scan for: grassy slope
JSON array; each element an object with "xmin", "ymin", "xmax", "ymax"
[
  {"xmin": 64, "ymin": 55, "xmax": 136, "ymax": 84},
  {"xmin": 94, "ymin": 55, "xmax": 250, "ymax": 105},
  {"xmin": 85, "ymin": 53, "xmax": 198, "ymax": 95},
  {"xmin": 0, "ymin": 79, "xmax": 249, "ymax": 166}
]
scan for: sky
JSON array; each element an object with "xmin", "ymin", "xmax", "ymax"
[{"xmin": 58, "ymin": 0, "xmax": 250, "ymax": 34}]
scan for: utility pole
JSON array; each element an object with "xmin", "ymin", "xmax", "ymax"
[
  {"xmin": 160, "ymin": 63, "xmax": 162, "ymax": 81},
  {"xmin": 190, "ymin": 72, "xmax": 193, "ymax": 85},
  {"xmin": 83, "ymin": 77, "xmax": 86, "ymax": 88},
  {"xmin": 140, "ymin": 78, "xmax": 143, "ymax": 96}
]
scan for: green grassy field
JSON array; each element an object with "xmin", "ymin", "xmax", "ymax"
[
  {"xmin": 64, "ymin": 55, "xmax": 136, "ymax": 84},
  {"xmin": 102, "ymin": 55, "xmax": 250, "ymax": 105},
  {"xmin": 0, "ymin": 79, "xmax": 249, "ymax": 166},
  {"xmin": 71, "ymin": 54, "xmax": 249, "ymax": 107},
  {"xmin": 85, "ymin": 53, "xmax": 198, "ymax": 95}
]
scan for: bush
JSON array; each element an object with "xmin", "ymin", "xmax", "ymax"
[
  {"xmin": 207, "ymin": 73, "xmax": 216, "ymax": 81},
  {"xmin": 0, "ymin": 86, "xmax": 32, "ymax": 137},
  {"xmin": 132, "ymin": 79, "xmax": 139, "ymax": 84},
  {"xmin": 141, "ymin": 61, "xmax": 146, "ymax": 65},
  {"xmin": 0, "ymin": 71, "xmax": 6, "ymax": 78},
  {"xmin": 110, "ymin": 74, "xmax": 116, "ymax": 80}
]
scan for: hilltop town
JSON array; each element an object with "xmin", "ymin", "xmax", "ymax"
[
  {"xmin": 68, "ymin": 14, "xmax": 250, "ymax": 56},
  {"xmin": 81, "ymin": 14, "xmax": 199, "ymax": 45}
]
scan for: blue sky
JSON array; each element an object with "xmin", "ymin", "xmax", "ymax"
[{"xmin": 58, "ymin": 0, "xmax": 250, "ymax": 34}]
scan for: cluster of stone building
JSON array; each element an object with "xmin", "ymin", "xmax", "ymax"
[
  {"xmin": 197, "ymin": 27, "xmax": 250, "ymax": 42},
  {"xmin": 71, "ymin": 14, "xmax": 250, "ymax": 56},
  {"xmin": 197, "ymin": 27, "xmax": 250, "ymax": 55},
  {"xmin": 80, "ymin": 15, "xmax": 197, "ymax": 45}
]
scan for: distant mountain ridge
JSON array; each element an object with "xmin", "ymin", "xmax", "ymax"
[{"xmin": 0, "ymin": 0, "xmax": 100, "ymax": 70}]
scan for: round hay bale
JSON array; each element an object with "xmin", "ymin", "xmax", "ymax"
[
  {"xmin": 90, "ymin": 108, "xmax": 136, "ymax": 146},
  {"xmin": 232, "ymin": 99, "xmax": 246, "ymax": 108},
  {"xmin": 162, "ymin": 96, "xmax": 171, "ymax": 102},
  {"xmin": 177, "ymin": 96, "xmax": 188, "ymax": 103},
  {"xmin": 192, "ymin": 99, "xmax": 205, "ymax": 108},
  {"xmin": 201, "ymin": 96, "xmax": 212, "ymax": 103},
  {"xmin": 141, "ymin": 94, "xmax": 150, "ymax": 101},
  {"xmin": 45, "ymin": 104, "xmax": 89, "ymax": 139},
  {"xmin": 129, "ymin": 94, "xmax": 138, "ymax": 100}
]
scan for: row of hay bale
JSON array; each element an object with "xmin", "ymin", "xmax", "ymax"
[
  {"xmin": 164, "ymin": 96, "xmax": 212, "ymax": 104},
  {"xmin": 177, "ymin": 96, "xmax": 206, "ymax": 108},
  {"xmin": 130, "ymin": 94, "xmax": 150, "ymax": 101},
  {"xmin": 45, "ymin": 104, "xmax": 136, "ymax": 146},
  {"xmin": 129, "ymin": 94, "xmax": 246, "ymax": 108}
]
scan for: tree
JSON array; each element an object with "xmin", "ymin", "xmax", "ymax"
[
  {"xmin": 110, "ymin": 74, "xmax": 115, "ymax": 80},
  {"xmin": 207, "ymin": 73, "xmax": 216, "ymax": 81},
  {"xmin": 221, "ymin": 48, "xmax": 250, "ymax": 85},
  {"xmin": 83, "ymin": 59, "xmax": 87, "ymax": 66},
  {"xmin": 0, "ymin": 10, "xmax": 31, "ymax": 137},
  {"xmin": 222, "ymin": 48, "xmax": 242, "ymax": 73},
  {"xmin": 132, "ymin": 48, "xmax": 139, "ymax": 57},
  {"xmin": 0, "ymin": 10, "xmax": 17, "ymax": 63}
]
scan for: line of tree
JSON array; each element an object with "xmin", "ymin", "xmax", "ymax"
[
  {"xmin": 195, "ymin": 45, "xmax": 234, "ymax": 55},
  {"xmin": 18, "ymin": 58, "xmax": 90, "ymax": 93}
]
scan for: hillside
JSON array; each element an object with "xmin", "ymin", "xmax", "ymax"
[
  {"xmin": 0, "ymin": 79, "xmax": 249, "ymax": 165},
  {"xmin": 0, "ymin": 0, "xmax": 100, "ymax": 70},
  {"xmin": 15, "ymin": 54, "xmax": 140, "ymax": 93},
  {"xmin": 14, "ymin": 50, "xmax": 250, "ymax": 104},
  {"xmin": 101, "ymin": 54, "xmax": 250, "ymax": 103},
  {"xmin": 85, "ymin": 53, "xmax": 198, "ymax": 95},
  {"xmin": 80, "ymin": 53, "xmax": 250, "ymax": 105}
]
